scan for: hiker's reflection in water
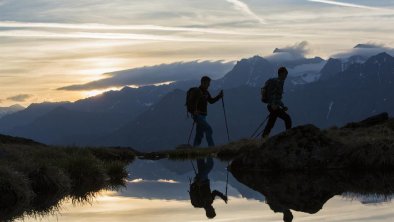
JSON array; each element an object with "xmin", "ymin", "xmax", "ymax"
[{"xmin": 189, "ymin": 157, "xmax": 227, "ymax": 219}]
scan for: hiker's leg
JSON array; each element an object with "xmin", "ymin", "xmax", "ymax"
[
  {"xmin": 278, "ymin": 109, "xmax": 292, "ymax": 130},
  {"xmin": 205, "ymin": 123, "xmax": 215, "ymax": 147},
  {"xmin": 196, "ymin": 158, "xmax": 214, "ymax": 180},
  {"xmin": 262, "ymin": 105, "xmax": 279, "ymax": 137},
  {"xmin": 199, "ymin": 157, "xmax": 214, "ymax": 178},
  {"xmin": 193, "ymin": 115, "xmax": 204, "ymax": 147},
  {"xmin": 199, "ymin": 116, "xmax": 215, "ymax": 147},
  {"xmin": 206, "ymin": 157, "xmax": 214, "ymax": 172},
  {"xmin": 196, "ymin": 158, "xmax": 205, "ymax": 172}
]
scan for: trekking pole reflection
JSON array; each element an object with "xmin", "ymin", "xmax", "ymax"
[{"xmin": 189, "ymin": 157, "xmax": 228, "ymax": 219}]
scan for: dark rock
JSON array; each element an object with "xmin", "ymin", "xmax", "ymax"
[
  {"xmin": 342, "ymin": 112, "xmax": 389, "ymax": 129},
  {"xmin": 231, "ymin": 125, "xmax": 344, "ymax": 170}
]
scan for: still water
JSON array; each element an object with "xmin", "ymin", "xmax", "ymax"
[{"xmin": 19, "ymin": 159, "xmax": 394, "ymax": 222}]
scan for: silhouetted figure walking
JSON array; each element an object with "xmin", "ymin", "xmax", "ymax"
[
  {"xmin": 187, "ymin": 76, "xmax": 223, "ymax": 147},
  {"xmin": 261, "ymin": 67, "xmax": 292, "ymax": 140},
  {"xmin": 189, "ymin": 157, "xmax": 227, "ymax": 219}
]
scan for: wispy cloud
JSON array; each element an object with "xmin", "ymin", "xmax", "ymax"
[
  {"xmin": 0, "ymin": 30, "xmax": 228, "ymax": 42},
  {"xmin": 308, "ymin": 0, "xmax": 392, "ymax": 11},
  {"xmin": 0, "ymin": 21, "xmax": 255, "ymax": 35},
  {"xmin": 7, "ymin": 94, "xmax": 32, "ymax": 102},
  {"xmin": 0, "ymin": 0, "xmax": 8, "ymax": 6},
  {"xmin": 226, "ymin": 0, "xmax": 266, "ymax": 24}
]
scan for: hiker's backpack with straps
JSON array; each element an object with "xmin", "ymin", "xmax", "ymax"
[
  {"xmin": 261, "ymin": 78, "xmax": 275, "ymax": 103},
  {"xmin": 189, "ymin": 180, "xmax": 211, "ymax": 208},
  {"xmin": 186, "ymin": 87, "xmax": 199, "ymax": 116}
]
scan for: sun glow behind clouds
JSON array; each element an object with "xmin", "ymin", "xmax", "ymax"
[
  {"xmin": 0, "ymin": 0, "xmax": 393, "ymax": 106},
  {"xmin": 76, "ymin": 57, "xmax": 129, "ymax": 76},
  {"xmin": 82, "ymin": 87, "xmax": 122, "ymax": 98}
]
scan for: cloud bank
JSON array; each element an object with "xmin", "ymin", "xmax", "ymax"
[
  {"xmin": 58, "ymin": 60, "xmax": 234, "ymax": 91},
  {"xmin": 332, "ymin": 43, "xmax": 394, "ymax": 59},
  {"xmin": 267, "ymin": 41, "xmax": 311, "ymax": 61},
  {"xmin": 7, "ymin": 94, "xmax": 32, "ymax": 102}
]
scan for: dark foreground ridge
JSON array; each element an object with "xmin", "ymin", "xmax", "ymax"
[
  {"xmin": 0, "ymin": 134, "xmax": 43, "ymax": 146},
  {"xmin": 0, "ymin": 136, "xmax": 135, "ymax": 222},
  {"xmin": 231, "ymin": 112, "xmax": 394, "ymax": 170}
]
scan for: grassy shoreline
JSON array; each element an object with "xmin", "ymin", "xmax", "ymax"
[{"xmin": 0, "ymin": 137, "xmax": 135, "ymax": 221}]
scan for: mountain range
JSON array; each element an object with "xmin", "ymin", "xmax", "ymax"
[
  {"xmin": 0, "ymin": 105, "xmax": 24, "ymax": 119},
  {"xmin": 0, "ymin": 46, "xmax": 393, "ymax": 151}
]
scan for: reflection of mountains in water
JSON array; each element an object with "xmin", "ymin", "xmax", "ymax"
[
  {"xmin": 120, "ymin": 159, "xmax": 264, "ymax": 201},
  {"xmin": 231, "ymin": 169, "xmax": 394, "ymax": 220}
]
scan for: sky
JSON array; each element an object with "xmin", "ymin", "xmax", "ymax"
[{"xmin": 0, "ymin": 0, "xmax": 393, "ymax": 107}]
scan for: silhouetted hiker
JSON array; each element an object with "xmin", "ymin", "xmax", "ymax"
[
  {"xmin": 186, "ymin": 76, "xmax": 223, "ymax": 147},
  {"xmin": 189, "ymin": 157, "xmax": 228, "ymax": 219},
  {"xmin": 261, "ymin": 67, "xmax": 292, "ymax": 141}
]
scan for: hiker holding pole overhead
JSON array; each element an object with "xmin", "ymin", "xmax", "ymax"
[
  {"xmin": 260, "ymin": 67, "xmax": 292, "ymax": 141},
  {"xmin": 186, "ymin": 76, "xmax": 223, "ymax": 147}
]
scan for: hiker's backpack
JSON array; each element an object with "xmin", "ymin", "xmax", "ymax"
[
  {"xmin": 261, "ymin": 78, "xmax": 275, "ymax": 103},
  {"xmin": 186, "ymin": 87, "xmax": 199, "ymax": 116},
  {"xmin": 189, "ymin": 180, "xmax": 211, "ymax": 208}
]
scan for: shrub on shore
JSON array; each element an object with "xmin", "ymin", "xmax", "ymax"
[{"xmin": 0, "ymin": 141, "xmax": 135, "ymax": 221}]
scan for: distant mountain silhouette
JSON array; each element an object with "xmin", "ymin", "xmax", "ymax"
[
  {"xmin": 0, "ymin": 102, "xmax": 70, "ymax": 132},
  {"xmin": 1, "ymin": 51, "xmax": 393, "ymax": 151},
  {"xmin": 0, "ymin": 104, "xmax": 24, "ymax": 119},
  {"xmin": 288, "ymin": 52, "xmax": 394, "ymax": 127},
  {"xmin": 319, "ymin": 55, "xmax": 368, "ymax": 81},
  {"xmin": 0, "ymin": 85, "xmax": 180, "ymax": 143},
  {"xmin": 8, "ymin": 106, "xmax": 132, "ymax": 145},
  {"xmin": 100, "ymin": 52, "xmax": 394, "ymax": 151},
  {"xmin": 217, "ymin": 56, "xmax": 276, "ymax": 88}
]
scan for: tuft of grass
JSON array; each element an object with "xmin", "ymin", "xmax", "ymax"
[
  {"xmin": 0, "ymin": 142, "xmax": 135, "ymax": 221},
  {"xmin": 88, "ymin": 147, "xmax": 136, "ymax": 163},
  {"xmin": 0, "ymin": 167, "xmax": 34, "ymax": 221},
  {"xmin": 105, "ymin": 161, "xmax": 128, "ymax": 184},
  {"xmin": 167, "ymin": 147, "xmax": 217, "ymax": 160}
]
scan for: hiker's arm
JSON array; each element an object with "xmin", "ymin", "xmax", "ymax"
[
  {"xmin": 207, "ymin": 91, "xmax": 223, "ymax": 104},
  {"xmin": 212, "ymin": 190, "xmax": 228, "ymax": 203}
]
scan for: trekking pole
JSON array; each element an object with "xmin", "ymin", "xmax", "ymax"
[
  {"xmin": 187, "ymin": 121, "xmax": 195, "ymax": 145},
  {"xmin": 255, "ymin": 122, "xmax": 269, "ymax": 139},
  {"xmin": 250, "ymin": 115, "xmax": 270, "ymax": 138},
  {"xmin": 221, "ymin": 93, "xmax": 230, "ymax": 142},
  {"xmin": 190, "ymin": 160, "xmax": 197, "ymax": 175}
]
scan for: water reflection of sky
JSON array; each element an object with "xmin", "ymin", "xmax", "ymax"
[{"xmin": 18, "ymin": 159, "xmax": 394, "ymax": 222}]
